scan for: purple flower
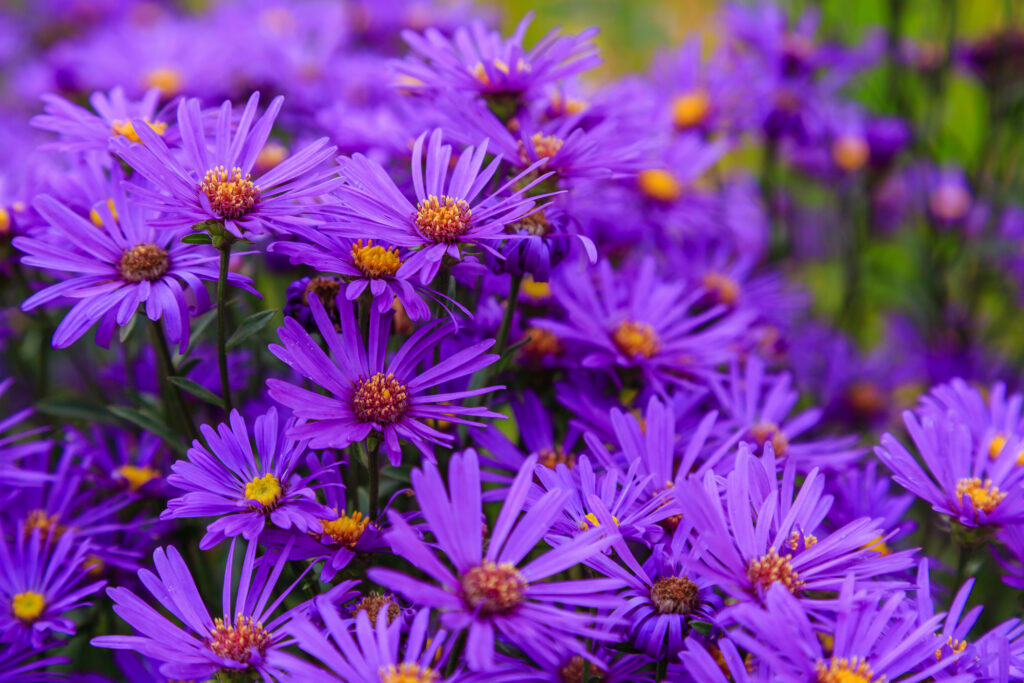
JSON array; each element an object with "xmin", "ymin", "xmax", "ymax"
[
  {"xmin": 330, "ymin": 128, "xmax": 550, "ymax": 284},
  {"xmin": 368, "ymin": 450, "xmax": 624, "ymax": 671},
  {"xmin": 113, "ymin": 92, "xmax": 339, "ymax": 239},
  {"xmin": 15, "ymin": 192, "xmax": 257, "ymax": 352},
  {"xmin": 0, "ymin": 527, "xmax": 105, "ymax": 648},
  {"xmin": 31, "ymin": 87, "xmax": 174, "ymax": 153},
  {"xmin": 162, "ymin": 408, "xmax": 332, "ymax": 550},
  {"xmin": 267, "ymin": 293, "xmax": 503, "ymax": 465},
  {"xmin": 92, "ymin": 539, "xmax": 305, "ymax": 681},
  {"xmin": 0, "ymin": 378, "xmax": 51, "ymax": 489}
]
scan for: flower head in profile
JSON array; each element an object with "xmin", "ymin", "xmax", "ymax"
[
  {"xmin": 113, "ymin": 92, "xmax": 339, "ymax": 239},
  {"xmin": 93, "ymin": 539, "xmax": 304, "ymax": 681},
  {"xmin": 369, "ymin": 450, "xmax": 624, "ymax": 671},
  {"xmin": 268, "ymin": 294, "xmax": 504, "ymax": 465},
  {"xmin": 15, "ymin": 191, "xmax": 257, "ymax": 352},
  {"xmin": 331, "ymin": 128, "xmax": 551, "ymax": 284},
  {"xmin": 162, "ymin": 408, "xmax": 332, "ymax": 550},
  {"xmin": 0, "ymin": 527, "xmax": 106, "ymax": 648},
  {"xmin": 32, "ymin": 87, "xmax": 174, "ymax": 153}
]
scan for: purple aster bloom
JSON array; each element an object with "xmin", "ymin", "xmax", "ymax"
[
  {"xmin": 489, "ymin": 205, "xmax": 592, "ymax": 282},
  {"xmin": 824, "ymin": 460, "xmax": 916, "ymax": 555},
  {"xmin": 330, "ymin": 128, "xmax": 551, "ymax": 284},
  {"xmin": 674, "ymin": 445, "xmax": 914, "ymax": 604},
  {"xmin": 31, "ymin": 87, "xmax": 175, "ymax": 153},
  {"xmin": 162, "ymin": 408, "xmax": 333, "ymax": 550},
  {"xmin": 877, "ymin": 408, "xmax": 1024, "ymax": 529},
  {"xmin": 0, "ymin": 527, "xmax": 105, "ymax": 648},
  {"xmin": 272, "ymin": 602, "xmax": 452, "ymax": 682},
  {"xmin": 917, "ymin": 378, "xmax": 1024, "ymax": 455},
  {"xmin": 368, "ymin": 450, "xmax": 624, "ymax": 671},
  {"xmin": 283, "ymin": 274, "xmax": 344, "ymax": 331},
  {"xmin": 113, "ymin": 92, "xmax": 340, "ymax": 239},
  {"xmin": 267, "ymin": 293, "xmax": 503, "ymax": 465},
  {"xmin": 75, "ymin": 426, "xmax": 168, "ymax": 497},
  {"xmin": 92, "ymin": 539, "xmax": 307, "ymax": 681},
  {"xmin": 0, "ymin": 378, "xmax": 51, "ymax": 489},
  {"xmin": 0, "ymin": 642, "xmax": 68, "ymax": 683},
  {"xmin": 15, "ymin": 191, "xmax": 257, "ymax": 352}
]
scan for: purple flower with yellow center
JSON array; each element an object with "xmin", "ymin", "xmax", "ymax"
[
  {"xmin": 268, "ymin": 293, "xmax": 503, "ymax": 465},
  {"xmin": 113, "ymin": 92, "xmax": 340, "ymax": 239},
  {"xmin": 272, "ymin": 602, "xmax": 452, "ymax": 682},
  {"xmin": 0, "ymin": 527, "xmax": 105, "ymax": 648},
  {"xmin": 877, "ymin": 408, "xmax": 1024, "ymax": 529},
  {"xmin": 917, "ymin": 378, "xmax": 1024, "ymax": 464},
  {"xmin": 15, "ymin": 191, "xmax": 257, "ymax": 352},
  {"xmin": 330, "ymin": 128, "xmax": 551, "ymax": 284},
  {"xmin": 162, "ymin": 408, "xmax": 332, "ymax": 550},
  {"xmin": 368, "ymin": 450, "xmax": 624, "ymax": 671},
  {"xmin": 92, "ymin": 539, "xmax": 305, "ymax": 681},
  {"xmin": 31, "ymin": 87, "xmax": 173, "ymax": 153},
  {"xmin": 674, "ymin": 445, "xmax": 914, "ymax": 605}
]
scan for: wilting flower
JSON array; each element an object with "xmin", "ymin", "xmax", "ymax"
[
  {"xmin": 15, "ymin": 192, "xmax": 257, "ymax": 351},
  {"xmin": 113, "ymin": 92, "xmax": 340, "ymax": 238},
  {"xmin": 368, "ymin": 450, "xmax": 624, "ymax": 671},
  {"xmin": 162, "ymin": 408, "xmax": 332, "ymax": 550},
  {"xmin": 31, "ymin": 87, "xmax": 173, "ymax": 153},
  {"xmin": 268, "ymin": 294, "xmax": 503, "ymax": 465}
]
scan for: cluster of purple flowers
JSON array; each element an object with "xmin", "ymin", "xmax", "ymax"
[{"xmin": 1, "ymin": 0, "xmax": 1024, "ymax": 680}]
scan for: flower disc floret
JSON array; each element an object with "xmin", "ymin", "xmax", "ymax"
[
  {"xmin": 414, "ymin": 195, "xmax": 471, "ymax": 243},
  {"xmin": 351, "ymin": 240, "xmax": 402, "ymax": 278},
  {"xmin": 955, "ymin": 477, "xmax": 1006, "ymax": 514},
  {"xmin": 460, "ymin": 561, "xmax": 527, "ymax": 615},
  {"xmin": 201, "ymin": 166, "xmax": 261, "ymax": 220},
  {"xmin": 815, "ymin": 656, "xmax": 875, "ymax": 683},
  {"xmin": 320, "ymin": 510, "xmax": 369, "ymax": 548},
  {"xmin": 118, "ymin": 243, "xmax": 170, "ymax": 283},
  {"xmin": 12, "ymin": 591, "xmax": 45, "ymax": 623},
  {"xmin": 244, "ymin": 473, "xmax": 281, "ymax": 508},
  {"xmin": 208, "ymin": 614, "xmax": 271, "ymax": 663},
  {"xmin": 380, "ymin": 662, "xmax": 439, "ymax": 683},
  {"xmin": 613, "ymin": 321, "xmax": 660, "ymax": 359},
  {"xmin": 649, "ymin": 576, "xmax": 700, "ymax": 615},
  {"xmin": 353, "ymin": 373, "xmax": 411, "ymax": 425},
  {"xmin": 747, "ymin": 548, "xmax": 803, "ymax": 594}
]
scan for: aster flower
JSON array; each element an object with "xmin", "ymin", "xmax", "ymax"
[
  {"xmin": 877, "ymin": 408, "xmax": 1024, "ymax": 529},
  {"xmin": 15, "ymin": 191, "xmax": 257, "ymax": 352},
  {"xmin": 92, "ymin": 539, "xmax": 305, "ymax": 681},
  {"xmin": 162, "ymin": 408, "xmax": 333, "ymax": 550},
  {"xmin": 917, "ymin": 378, "xmax": 1024, "ymax": 457},
  {"xmin": 0, "ymin": 527, "xmax": 105, "ymax": 648},
  {"xmin": 368, "ymin": 450, "xmax": 624, "ymax": 671},
  {"xmin": 330, "ymin": 128, "xmax": 552, "ymax": 284},
  {"xmin": 31, "ymin": 87, "xmax": 174, "ymax": 153},
  {"xmin": 0, "ymin": 642, "xmax": 69, "ymax": 683},
  {"xmin": 113, "ymin": 92, "xmax": 340, "ymax": 239},
  {"xmin": 272, "ymin": 601, "xmax": 451, "ymax": 682},
  {"xmin": 267, "ymin": 292, "xmax": 504, "ymax": 465}
]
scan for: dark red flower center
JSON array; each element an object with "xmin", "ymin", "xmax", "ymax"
[
  {"xmin": 461, "ymin": 561, "xmax": 526, "ymax": 615},
  {"xmin": 118, "ymin": 243, "xmax": 170, "ymax": 283},
  {"xmin": 649, "ymin": 576, "xmax": 700, "ymax": 615},
  {"xmin": 352, "ymin": 372, "xmax": 410, "ymax": 424}
]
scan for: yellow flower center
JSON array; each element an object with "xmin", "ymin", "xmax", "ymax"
[
  {"xmin": 89, "ymin": 198, "xmax": 119, "ymax": 227},
  {"xmin": 520, "ymin": 276, "xmax": 552, "ymax": 301},
  {"xmin": 831, "ymin": 135, "xmax": 870, "ymax": 172},
  {"xmin": 244, "ymin": 473, "xmax": 282, "ymax": 508},
  {"xmin": 201, "ymin": 166, "xmax": 260, "ymax": 220},
  {"xmin": 955, "ymin": 477, "xmax": 1006, "ymax": 514},
  {"xmin": 460, "ymin": 561, "xmax": 527, "ymax": 615},
  {"xmin": 638, "ymin": 169, "xmax": 682, "ymax": 202},
  {"xmin": 111, "ymin": 118, "xmax": 168, "ymax": 144},
  {"xmin": 988, "ymin": 432, "xmax": 1024, "ymax": 466},
  {"xmin": 702, "ymin": 272, "xmax": 741, "ymax": 306},
  {"xmin": 320, "ymin": 510, "xmax": 369, "ymax": 548},
  {"xmin": 380, "ymin": 662, "xmax": 439, "ymax": 683},
  {"xmin": 353, "ymin": 372, "xmax": 411, "ymax": 424},
  {"xmin": 861, "ymin": 536, "xmax": 892, "ymax": 556},
  {"xmin": 208, "ymin": 614, "xmax": 272, "ymax": 663},
  {"xmin": 612, "ymin": 321, "xmax": 660, "ymax": 359},
  {"xmin": 353, "ymin": 592, "xmax": 400, "ymax": 625},
  {"xmin": 25, "ymin": 510, "xmax": 65, "ymax": 539},
  {"xmin": 143, "ymin": 67, "xmax": 183, "ymax": 95},
  {"xmin": 521, "ymin": 132, "xmax": 563, "ymax": 163},
  {"xmin": 116, "ymin": 464, "xmax": 161, "ymax": 492},
  {"xmin": 0, "ymin": 207, "xmax": 10, "ymax": 234},
  {"xmin": 509, "ymin": 211, "xmax": 552, "ymax": 237},
  {"xmin": 118, "ymin": 243, "xmax": 170, "ymax": 283},
  {"xmin": 671, "ymin": 89, "xmax": 711, "ymax": 129},
  {"xmin": 815, "ymin": 656, "xmax": 874, "ymax": 683},
  {"xmin": 538, "ymin": 446, "xmax": 575, "ymax": 469},
  {"xmin": 256, "ymin": 142, "xmax": 289, "ymax": 172},
  {"xmin": 11, "ymin": 591, "xmax": 45, "ymax": 623},
  {"xmin": 351, "ymin": 240, "xmax": 402, "ymax": 278},
  {"xmin": 414, "ymin": 195, "xmax": 471, "ymax": 243},
  {"xmin": 579, "ymin": 512, "xmax": 619, "ymax": 530},
  {"xmin": 747, "ymin": 548, "xmax": 803, "ymax": 594},
  {"xmin": 521, "ymin": 327, "xmax": 562, "ymax": 359}
]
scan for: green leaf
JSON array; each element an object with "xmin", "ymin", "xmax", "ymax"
[
  {"xmin": 182, "ymin": 233, "xmax": 213, "ymax": 245},
  {"xmin": 227, "ymin": 310, "xmax": 277, "ymax": 350},
  {"xmin": 185, "ymin": 308, "xmax": 218, "ymax": 356},
  {"xmin": 36, "ymin": 398, "xmax": 116, "ymax": 424},
  {"xmin": 168, "ymin": 376, "xmax": 224, "ymax": 409},
  {"xmin": 109, "ymin": 406, "xmax": 187, "ymax": 455},
  {"xmin": 119, "ymin": 312, "xmax": 138, "ymax": 343}
]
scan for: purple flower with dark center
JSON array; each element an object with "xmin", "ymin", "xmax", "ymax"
[
  {"xmin": 330, "ymin": 128, "xmax": 551, "ymax": 284},
  {"xmin": 0, "ymin": 527, "xmax": 105, "ymax": 648},
  {"xmin": 15, "ymin": 192, "xmax": 257, "ymax": 352},
  {"xmin": 268, "ymin": 293, "xmax": 503, "ymax": 465},
  {"xmin": 31, "ymin": 87, "xmax": 174, "ymax": 153},
  {"xmin": 162, "ymin": 408, "xmax": 332, "ymax": 550},
  {"xmin": 113, "ymin": 92, "xmax": 340, "ymax": 239},
  {"xmin": 92, "ymin": 539, "xmax": 305, "ymax": 681},
  {"xmin": 368, "ymin": 450, "xmax": 624, "ymax": 671}
]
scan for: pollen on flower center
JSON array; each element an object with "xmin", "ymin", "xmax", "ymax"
[
  {"xmin": 522, "ymin": 327, "xmax": 562, "ymax": 359},
  {"xmin": 89, "ymin": 198, "xmax": 118, "ymax": 227},
  {"xmin": 118, "ymin": 243, "xmax": 170, "ymax": 283},
  {"xmin": 747, "ymin": 548, "xmax": 803, "ymax": 594},
  {"xmin": 352, "ymin": 591, "xmax": 400, "ymax": 625},
  {"xmin": 649, "ymin": 576, "xmax": 700, "ymax": 615},
  {"xmin": 671, "ymin": 89, "xmax": 711, "ymax": 129},
  {"xmin": 143, "ymin": 66, "xmax": 183, "ymax": 94},
  {"xmin": 414, "ymin": 195, "xmax": 472, "ymax": 243},
  {"xmin": 461, "ymin": 561, "xmax": 527, "ymax": 615},
  {"xmin": 12, "ymin": 591, "xmax": 45, "ymax": 623},
  {"xmin": 638, "ymin": 169, "xmax": 683, "ymax": 202},
  {"xmin": 25, "ymin": 509, "xmax": 65, "ymax": 539},
  {"xmin": 201, "ymin": 166, "xmax": 261, "ymax": 220},
  {"xmin": 111, "ymin": 118, "xmax": 168, "ymax": 144},
  {"xmin": 351, "ymin": 240, "xmax": 402, "ymax": 278},
  {"xmin": 320, "ymin": 510, "xmax": 369, "ymax": 547},
  {"xmin": 116, "ymin": 464, "xmax": 160, "ymax": 491},
  {"xmin": 244, "ymin": 473, "xmax": 282, "ymax": 508},
  {"xmin": 702, "ymin": 272, "xmax": 741, "ymax": 306},
  {"xmin": 557, "ymin": 656, "xmax": 606, "ymax": 683},
  {"xmin": 538, "ymin": 446, "xmax": 576, "ymax": 469},
  {"xmin": 380, "ymin": 662, "xmax": 440, "ymax": 683},
  {"xmin": 520, "ymin": 132, "xmax": 563, "ymax": 164},
  {"xmin": 815, "ymin": 656, "xmax": 875, "ymax": 683},
  {"xmin": 353, "ymin": 372, "xmax": 411, "ymax": 424},
  {"xmin": 955, "ymin": 477, "xmax": 1006, "ymax": 514},
  {"xmin": 508, "ymin": 210, "xmax": 552, "ymax": 236},
  {"xmin": 208, "ymin": 613, "xmax": 272, "ymax": 663},
  {"xmin": 751, "ymin": 421, "xmax": 789, "ymax": 458},
  {"xmin": 613, "ymin": 320, "xmax": 660, "ymax": 359}
]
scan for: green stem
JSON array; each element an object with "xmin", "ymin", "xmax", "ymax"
[
  {"xmin": 655, "ymin": 657, "xmax": 668, "ymax": 681},
  {"xmin": 149, "ymin": 320, "xmax": 199, "ymax": 444},
  {"xmin": 367, "ymin": 440, "xmax": 380, "ymax": 521},
  {"xmin": 216, "ymin": 241, "xmax": 234, "ymax": 416},
  {"xmin": 495, "ymin": 274, "xmax": 522, "ymax": 361}
]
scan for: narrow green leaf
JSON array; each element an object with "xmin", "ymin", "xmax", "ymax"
[
  {"xmin": 168, "ymin": 376, "xmax": 224, "ymax": 409},
  {"xmin": 36, "ymin": 398, "xmax": 116, "ymax": 424},
  {"xmin": 119, "ymin": 312, "xmax": 138, "ymax": 343},
  {"xmin": 182, "ymin": 233, "xmax": 213, "ymax": 245},
  {"xmin": 185, "ymin": 308, "xmax": 218, "ymax": 356},
  {"xmin": 109, "ymin": 405, "xmax": 187, "ymax": 455},
  {"xmin": 227, "ymin": 309, "xmax": 277, "ymax": 350}
]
